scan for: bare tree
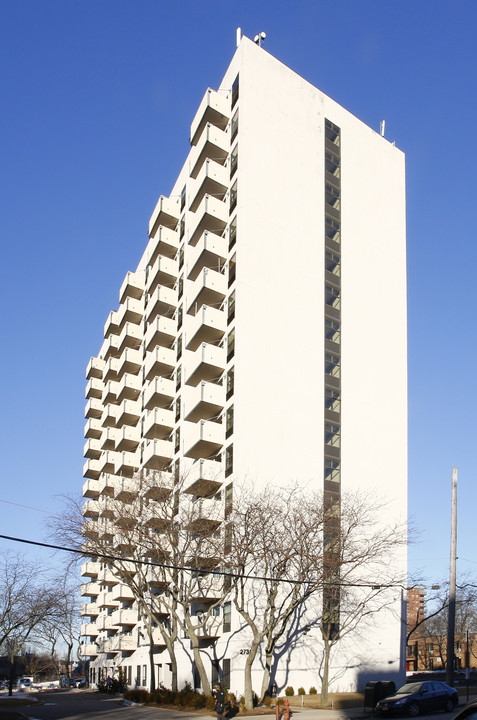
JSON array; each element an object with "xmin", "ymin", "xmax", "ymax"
[{"xmin": 0, "ymin": 552, "xmax": 58, "ymax": 695}]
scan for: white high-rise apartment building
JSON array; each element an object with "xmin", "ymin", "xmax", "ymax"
[{"xmin": 80, "ymin": 34, "xmax": 407, "ymax": 694}]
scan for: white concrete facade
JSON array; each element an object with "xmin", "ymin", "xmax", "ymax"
[{"xmin": 80, "ymin": 36, "xmax": 407, "ymax": 696}]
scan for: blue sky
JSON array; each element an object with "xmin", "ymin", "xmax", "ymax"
[{"xmin": 1, "ymin": 1, "xmax": 476, "ymax": 590}]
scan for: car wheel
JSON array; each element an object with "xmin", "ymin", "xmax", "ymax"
[
  {"xmin": 409, "ymin": 702, "xmax": 420, "ymax": 717},
  {"xmin": 445, "ymin": 699, "xmax": 454, "ymax": 712}
]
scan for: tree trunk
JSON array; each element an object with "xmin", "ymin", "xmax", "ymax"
[
  {"xmin": 148, "ymin": 633, "xmax": 156, "ymax": 692},
  {"xmin": 189, "ymin": 631, "xmax": 211, "ymax": 696},
  {"xmin": 65, "ymin": 642, "xmax": 73, "ymax": 687},
  {"xmin": 244, "ymin": 638, "xmax": 261, "ymax": 709},
  {"xmin": 320, "ymin": 640, "xmax": 332, "ymax": 707},
  {"xmin": 260, "ymin": 642, "xmax": 275, "ymax": 701}
]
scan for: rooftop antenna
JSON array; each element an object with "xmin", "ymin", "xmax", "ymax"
[
  {"xmin": 380, "ymin": 120, "xmax": 386, "ymax": 137},
  {"xmin": 236, "ymin": 27, "xmax": 242, "ymax": 48},
  {"xmin": 254, "ymin": 31, "xmax": 267, "ymax": 47}
]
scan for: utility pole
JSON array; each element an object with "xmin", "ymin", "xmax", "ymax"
[{"xmin": 446, "ymin": 466, "xmax": 457, "ymax": 687}]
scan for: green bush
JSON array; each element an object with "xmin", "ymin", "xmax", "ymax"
[
  {"xmin": 285, "ymin": 686, "xmax": 295, "ymax": 697},
  {"xmin": 309, "ymin": 687, "xmax": 317, "ymax": 695},
  {"xmin": 298, "ymin": 687, "xmax": 305, "ymax": 696}
]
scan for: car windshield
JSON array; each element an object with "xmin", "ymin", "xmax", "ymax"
[{"xmin": 396, "ymin": 683, "xmax": 422, "ymax": 694}]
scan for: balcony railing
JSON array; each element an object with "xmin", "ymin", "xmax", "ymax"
[
  {"xmin": 189, "ymin": 123, "xmax": 229, "ymax": 180},
  {"xmin": 187, "ymin": 231, "xmax": 228, "ymax": 281},
  {"xmin": 184, "ymin": 342, "xmax": 225, "ymax": 387},
  {"xmin": 184, "ymin": 381, "xmax": 224, "ymax": 423},
  {"xmin": 143, "ymin": 438, "xmax": 173, "ymax": 471},
  {"xmin": 184, "ymin": 420, "xmax": 224, "ymax": 460},
  {"xmin": 143, "ymin": 407, "xmax": 174, "ymax": 440},
  {"xmin": 144, "ymin": 377, "xmax": 175, "ymax": 410},
  {"xmin": 145, "ymin": 315, "xmax": 176, "ymax": 352},
  {"xmin": 187, "ymin": 268, "xmax": 227, "ymax": 317},
  {"xmin": 185, "ymin": 306, "xmax": 226, "ymax": 352},
  {"xmin": 188, "ymin": 195, "xmax": 228, "ymax": 247},
  {"xmin": 120, "ymin": 271, "xmax": 145, "ymax": 304},
  {"xmin": 148, "ymin": 195, "xmax": 180, "ymax": 238},
  {"xmin": 144, "ymin": 346, "xmax": 175, "ymax": 381},
  {"xmin": 183, "ymin": 459, "xmax": 223, "ymax": 497},
  {"xmin": 147, "ymin": 225, "xmax": 178, "ymax": 264},
  {"xmin": 146, "ymin": 255, "xmax": 178, "ymax": 295},
  {"xmin": 190, "ymin": 87, "xmax": 230, "ymax": 146},
  {"xmin": 86, "ymin": 356, "xmax": 104, "ymax": 380}
]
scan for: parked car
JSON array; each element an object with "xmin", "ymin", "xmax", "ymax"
[
  {"xmin": 18, "ymin": 678, "xmax": 33, "ymax": 689},
  {"xmin": 73, "ymin": 679, "xmax": 86, "ymax": 688},
  {"xmin": 376, "ymin": 681, "xmax": 458, "ymax": 715},
  {"xmin": 451, "ymin": 699, "xmax": 477, "ymax": 720}
]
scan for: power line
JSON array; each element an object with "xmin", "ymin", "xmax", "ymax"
[{"xmin": 0, "ymin": 533, "xmax": 405, "ymax": 591}]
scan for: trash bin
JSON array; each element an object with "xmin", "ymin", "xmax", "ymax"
[{"xmin": 364, "ymin": 681, "xmax": 396, "ymax": 710}]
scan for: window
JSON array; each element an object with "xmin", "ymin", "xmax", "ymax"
[
  {"xmin": 225, "ymin": 445, "xmax": 233, "ymax": 477},
  {"xmin": 226, "ymin": 367, "xmax": 234, "ymax": 400},
  {"xmin": 223, "ymin": 659, "xmax": 231, "ymax": 689},
  {"xmin": 178, "ymin": 245, "xmax": 184, "ymax": 271},
  {"xmin": 231, "ymin": 75, "xmax": 239, "ymax": 108},
  {"xmin": 176, "ymin": 366, "xmax": 182, "ymax": 391},
  {"xmin": 176, "ymin": 335, "xmax": 182, "ymax": 360},
  {"xmin": 142, "ymin": 665, "xmax": 147, "ymax": 686},
  {"xmin": 230, "ymin": 144, "xmax": 238, "ymax": 178},
  {"xmin": 325, "ymin": 285, "xmax": 340, "ymax": 309},
  {"xmin": 429, "ymin": 643, "xmax": 434, "ymax": 655},
  {"xmin": 177, "ymin": 305, "xmax": 183, "ymax": 330},
  {"xmin": 231, "ymin": 110, "xmax": 238, "ymax": 141},
  {"xmin": 227, "ymin": 329, "xmax": 235, "ymax": 362},
  {"xmin": 325, "ymin": 250, "xmax": 341, "ymax": 276},
  {"xmin": 226, "ymin": 406, "xmax": 234, "ymax": 439},
  {"xmin": 225, "ymin": 482, "xmax": 233, "ymax": 517},
  {"xmin": 228, "ymin": 291, "xmax": 235, "ymax": 324},
  {"xmin": 180, "ymin": 185, "xmax": 186, "ymax": 211},
  {"xmin": 175, "ymin": 428, "xmax": 180, "ymax": 454},
  {"xmin": 228, "ymin": 254, "xmax": 236, "ymax": 288},
  {"xmin": 325, "ymin": 119, "xmax": 340, "ymax": 145},
  {"xmin": 325, "ymin": 151, "xmax": 340, "ymax": 177},
  {"xmin": 179, "ymin": 217, "xmax": 185, "ymax": 240},
  {"xmin": 229, "ymin": 217, "xmax": 237, "ymax": 251},
  {"xmin": 325, "ymin": 423, "xmax": 340, "ymax": 447},
  {"xmin": 229, "ymin": 181, "xmax": 237, "ymax": 214},
  {"xmin": 324, "ymin": 459, "xmax": 340, "ymax": 483},
  {"xmin": 325, "ymin": 389, "xmax": 340, "ymax": 412},
  {"xmin": 325, "ymin": 184, "xmax": 340, "ymax": 209},
  {"xmin": 223, "ymin": 601, "xmax": 232, "ymax": 632},
  {"xmin": 326, "ymin": 217, "xmax": 341, "ymax": 243},
  {"xmin": 178, "ymin": 275, "xmax": 183, "ymax": 300},
  {"xmin": 325, "ymin": 353, "xmax": 340, "ymax": 378},
  {"xmin": 175, "ymin": 397, "xmax": 181, "ymax": 423},
  {"xmin": 325, "ymin": 319, "xmax": 340, "ymax": 343}
]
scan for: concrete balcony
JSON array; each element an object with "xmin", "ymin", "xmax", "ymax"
[
  {"xmin": 104, "ymin": 357, "xmax": 120, "ymax": 382},
  {"xmin": 111, "ymin": 608, "xmax": 137, "ymax": 627},
  {"xmin": 141, "ymin": 471, "xmax": 174, "ymax": 501},
  {"xmin": 115, "ymin": 476, "xmax": 138, "ymax": 502},
  {"xmin": 104, "ymin": 333, "xmax": 120, "ymax": 360},
  {"xmin": 104, "ymin": 310, "xmax": 120, "ymax": 339},
  {"xmin": 101, "ymin": 404, "xmax": 118, "ymax": 428},
  {"xmin": 143, "ymin": 407, "xmax": 174, "ymax": 440},
  {"xmin": 138, "ymin": 627, "xmax": 167, "ymax": 649},
  {"xmin": 82, "ymin": 520, "xmax": 99, "ymax": 541},
  {"xmin": 190, "ymin": 574, "xmax": 224, "ymax": 603},
  {"xmin": 143, "ymin": 504, "xmax": 171, "ymax": 531},
  {"xmin": 98, "ymin": 474, "xmax": 116, "ymax": 497},
  {"xmin": 96, "ymin": 614, "xmax": 118, "ymax": 631},
  {"xmin": 147, "ymin": 225, "xmax": 178, "ymax": 263},
  {"xmin": 99, "ymin": 498, "xmax": 116, "ymax": 520},
  {"xmin": 145, "ymin": 316, "xmax": 175, "ymax": 352},
  {"xmin": 146, "ymin": 566, "xmax": 169, "ymax": 590},
  {"xmin": 185, "ymin": 306, "xmax": 226, "ymax": 352},
  {"xmin": 101, "ymin": 427, "xmax": 120, "ymax": 450},
  {"xmin": 81, "ymin": 582, "xmax": 101, "ymax": 598},
  {"xmin": 116, "ymin": 399, "xmax": 141, "ymax": 428},
  {"xmin": 80, "ymin": 623, "xmax": 99, "ymax": 637},
  {"xmin": 81, "ymin": 602, "xmax": 99, "ymax": 616},
  {"xmin": 116, "ymin": 426, "xmax": 140, "ymax": 452},
  {"xmin": 83, "ymin": 478, "xmax": 100, "ymax": 499},
  {"xmin": 143, "ymin": 438, "xmax": 173, "ymax": 471},
  {"xmin": 85, "ymin": 377, "xmax": 103, "ymax": 400},
  {"xmin": 184, "ymin": 343, "xmax": 225, "ymax": 387},
  {"xmin": 117, "ymin": 297, "xmax": 143, "ymax": 328},
  {"xmin": 144, "ymin": 346, "xmax": 175, "ymax": 381},
  {"xmin": 110, "ymin": 634, "xmax": 136, "ymax": 652},
  {"xmin": 100, "ymin": 450, "xmax": 120, "ymax": 475},
  {"xmin": 149, "ymin": 195, "xmax": 180, "ymax": 238},
  {"xmin": 96, "ymin": 519, "xmax": 114, "ymax": 542},
  {"xmin": 184, "ymin": 382, "xmax": 224, "ymax": 423},
  {"xmin": 84, "ymin": 438, "xmax": 102, "ymax": 459},
  {"xmin": 189, "ymin": 159, "xmax": 228, "ymax": 213},
  {"xmin": 102, "ymin": 380, "xmax": 119, "ymax": 406},
  {"xmin": 85, "ymin": 398, "xmax": 103, "ymax": 420},
  {"xmin": 144, "ymin": 376, "xmax": 174, "ymax": 411},
  {"xmin": 120, "ymin": 270, "xmax": 145, "ymax": 304},
  {"xmin": 117, "ymin": 348, "xmax": 142, "ymax": 378},
  {"xmin": 82, "ymin": 499, "xmax": 99, "ymax": 520},
  {"xmin": 145, "ymin": 285, "xmax": 177, "ymax": 324},
  {"xmin": 189, "ymin": 123, "xmax": 229, "ymax": 180},
  {"xmin": 83, "ymin": 459, "xmax": 101, "ymax": 480},
  {"xmin": 187, "ymin": 231, "xmax": 228, "ymax": 281},
  {"xmin": 190, "ymin": 88, "xmax": 230, "ymax": 145},
  {"xmin": 97, "ymin": 591, "xmax": 118, "ymax": 610},
  {"xmin": 187, "ymin": 268, "xmax": 227, "ymax": 316},
  {"xmin": 112, "ymin": 584, "xmax": 135, "ymax": 602},
  {"xmin": 184, "ymin": 420, "xmax": 224, "ymax": 460},
  {"xmin": 116, "ymin": 450, "xmax": 140, "ymax": 477},
  {"xmin": 118, "ymin": 321, "xmax": 143, "ymax": 355},
  {"xmin": 117, "ymin": 373, "xmax": 141, "ymax": 403},
  {"xmin": 188, "ymin": 195, "xmax": 228, "ymax": 247},
  {"xmin": 84, "ymin": 418, "xmax": 102, "ymax": 439},
  {"xmin": 81, "ymin": 562, "xmax": 99, "ymax": 579},
  {"xmin": 186, "ymin": 497, "xmax": 222, "ymax": 533},
  {"xmin": 80, "ymin": 643, "xmax": 98, "ymax": 657},
  {"xmin": 184, "ymin": 459, "xmax": 223, "ymax": 497},
  {"xmin": 86, "ymin": 357, "xmax": 104, "ymax": 380},
  {"xmin": 146, "ymin": 255, "xmax": 178, "ymax": 295},
  {"xmin": 98, "ymin": 567, "xmax": 118, "ymax": 585}
]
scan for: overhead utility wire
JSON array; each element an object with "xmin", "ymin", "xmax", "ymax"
[{"xmin": 0, "ymin": 533, "xmax": 404, "ymax": 591}]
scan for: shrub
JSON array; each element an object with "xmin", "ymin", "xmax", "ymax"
[
  {"xmin": 123, "ymin": 688, "xmax": 148, "ymax": 703},
  {"xmin": 277, "ymin": 696, "xmax": 285, "ymax": 706},
  {"xmin": 285, "ymin": 686, "xmax": 295, "ymax": 697},
  {"xmin": 263, "ymin": 695, "xmax": 272, "ymax": 707},
  {"xmin": 298, "ymin": 687, "xmax": 306, "ymax": 696},
  {"xmin": 309, "ymin": 687, "xmax": 317, "ymax": 695},
  {"xmin": 206, "ymin": 694, "xmax": 216, "ymax": 711}
]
